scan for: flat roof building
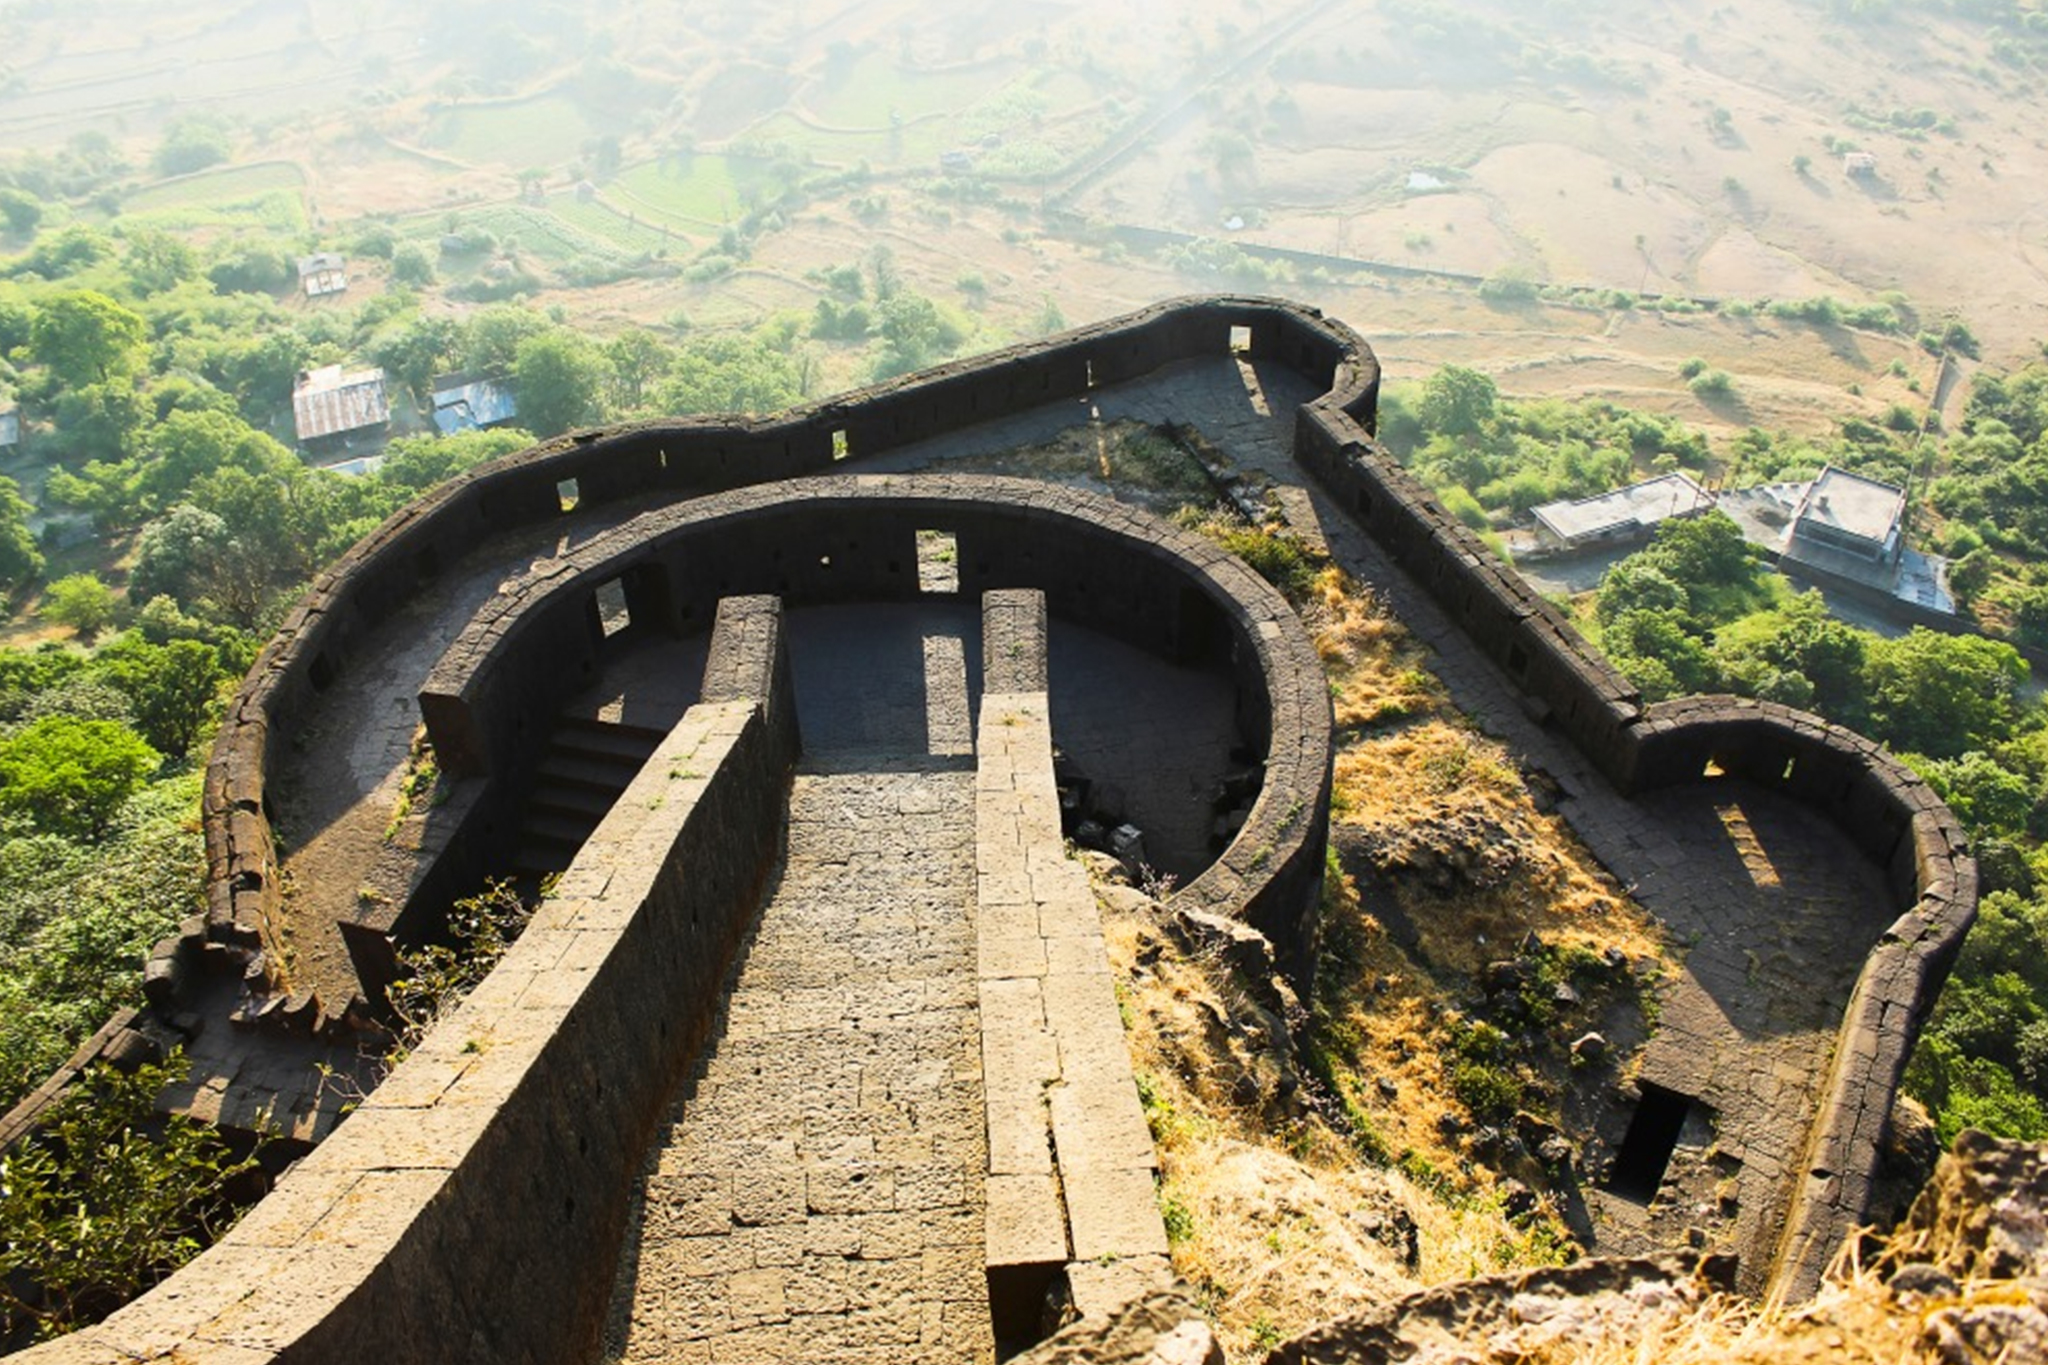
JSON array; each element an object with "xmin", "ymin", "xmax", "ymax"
[
  {"xmin": 1531, "ymin": 473, "xmax": 1713, "ymax": 550},
  {"xmin": 1790, "ymin": 466, "xmax": 1905, "ymax": 564},
  {"xmin": 293, "ymin": 365, "xmax": 390, "ymax": 447}
]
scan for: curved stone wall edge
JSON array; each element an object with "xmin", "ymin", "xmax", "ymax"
[
  {"xmin": 1619, "ymin": 695, "xmax": 1977, "ymax": 1298},
  {"xmin": 415, "ymin": 475, "xmax": 1335, "ymax": 966},
  {"xmin": 152, "ymin": 295, "xmax": 1355, "ymax": 1027}
]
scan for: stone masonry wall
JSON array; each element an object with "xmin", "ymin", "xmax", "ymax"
[
  {"xmin": 413, "ymin": 475, "xmax": 1335, "ymax": 976},
  {"xmin": 8, "ymin": 602, "xmax": 800, "ymax": 1365},
  {"xmin": 975, "ymin": 591, "xmax": 1170, "ymax": 1341}
]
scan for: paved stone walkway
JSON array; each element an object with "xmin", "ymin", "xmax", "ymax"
[{"xmin": 607, "ymin": 611, "xmax": 993, "ymax": 1365}]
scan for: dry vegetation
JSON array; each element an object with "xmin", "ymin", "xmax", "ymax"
[
  {"xmin": 1483, "ymin": 1236, "xmax": 2028, "ymax": 1365},
  {"xmin": 1097, "ymin": 553, "xmax": 1682, "ymax": 1362}
]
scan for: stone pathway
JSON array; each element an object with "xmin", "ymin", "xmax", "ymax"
[{"xmin": 606, "ymin": 611, "xmax": 993, "ymax": 1365}]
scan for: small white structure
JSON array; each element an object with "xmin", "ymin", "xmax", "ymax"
[
  {"xmin": 1531, "ymin": 473, "xmax": 1714, "ymax": 552},
  {"xmin": 1843, "ymin": 151, "xmax": 1879, "ymax": 178},
  {"xmin": 297, "ymin": 252, "xmax": 350, "ymax": 299},
  {"xmin": 0, "ymin": 408, "xmax": 19, "ymax": 452},
  {"xmin": 1790, "ymin": 466, "xmax": 1905, "ymax": 565}
]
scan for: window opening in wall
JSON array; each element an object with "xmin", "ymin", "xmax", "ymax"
[
  {"xmin": 832, "ymin": 428, "xmax": 850, "ymax": 461},
  {"xmin": 1608, "ymin": 1083, "xmax": 1694, "ymax": 1204},
  {"xmin": 1229, "ymin": 325, "xmax": 1252, "ymax": 353},
  {"xmin": 556, "ymin": 478, "xmax": 580, "ymax": 513},
  {"xmin": 595, "ymin": 577, "xmax": 630, "ymax": 639},
  {"xmin": 916, "ymin": 530, "xmax": 959, "ymax": 595},
  {"xmin": 1085, "ymin": 359, "xmax": 1097, "ymax": 389},
  {"xmin": 1781, "ymin": 757, "xmax": 1797, "ymax": 782}
]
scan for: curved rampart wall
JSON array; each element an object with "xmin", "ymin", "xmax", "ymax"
[
  {"xmin": 173, "ymin": 296, "xmax": 1352, "ymax": 1024},
  {"xmin": 1290, "ymin": 351, "xmax": 1976, "ymax": 1298},
  {"xmin": 11, "ymin": 609, "xmax": 801, "ymax": 1365},
  {"xmin": 416, "ymin": 475, "xmax": 1335, "ymax": 964}
]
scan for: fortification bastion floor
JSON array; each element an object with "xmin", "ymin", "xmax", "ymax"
[{"xmin": 12, "ymin": 300, "xmax": 1971, "ymax": 1363}]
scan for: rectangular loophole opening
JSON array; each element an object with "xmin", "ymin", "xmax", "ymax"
[
  {"xmin": 1229, "ymin": 324, "xmax": 1252, "ymax": 353},
  {"xmin": 1781, "ymin": 756, "xmax": 1797, "ymax": 782},
  {"xmin": 1608, "ymin": 1083, "xmax": 1693, "ymax": 1204},
  {"xmin": 556, "ymin": 478, "xmax": 580, "ymax": 513},
  {"xmin": 916, "ymin": 529, "xmax": 959, "ymax": 594},
  {"xmin": 1506, "ymin": 643, "xmax": 1529, "ymax": 679},
  {"xmin": 1356, "ymin": 488, "xmax": 1374, "ymax": 518},
  {"xmin": 1085, "ymin": 359, "xmax": 1096, "ymax": 389},
  {"xmin": 595, "ymin": 578, "xmax": 630, "ymax": 639},
  {"xmin": 832, "ymin": 428, "xmax": 850, "ymax": 461}
]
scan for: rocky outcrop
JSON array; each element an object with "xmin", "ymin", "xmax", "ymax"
[
  {"xmin": 1014, "ymin": 1290, "xmax": 1223, "ymax": 1365},
  {"xmin": 1885, "ymin": 1131, "xmax": 2048, "ymax": 1365},
  {"xmin": 1262, "ymin": 1253, "xmax": 1733, "ymax": 1364}
]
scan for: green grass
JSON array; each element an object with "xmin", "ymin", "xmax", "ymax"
[
  {"xmin": 612, "ymin": 154, "xmax": 783, "ymax": 227},
  {"xmin": 423, "ymin": 95, "xmax": 608, "ymax": 168},
  {"xmin": 125, "ymin": 161, "xmax": 305, "ymax": 211},
  {"xmin": 806, "ymin": 53, "xmax": 1015, "ymax": 128},
  {"xmin": 544, "ymin": 193, "xmax": 689, "ymax": 255},
  {"xmin": 117, "ymin": 162, "xmax": 308, "ymax": 235}
]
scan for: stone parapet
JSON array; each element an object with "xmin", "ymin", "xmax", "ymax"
[
  {"xmin": 10, "ymin": 674, "xmax": 796, "ymax": 1363},
  {"xmin": 976, "ymin": 600, "xmax": 1168, "ymax": 1344}
]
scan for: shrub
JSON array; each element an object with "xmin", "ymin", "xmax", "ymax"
[{"xmin": 0, "ymin": 1056, "xmax": 252, "ymax": 1341}]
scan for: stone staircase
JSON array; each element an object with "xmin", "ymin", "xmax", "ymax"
[{"xmin": 513, "ymin": 716, "xmax": 668, "ymax": 879}]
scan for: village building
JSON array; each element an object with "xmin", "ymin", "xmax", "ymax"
[
  {"xmin": 1789, "ymin": 466, "xmax": 1905, "ymax": 565},
  {"xmin": 0, "ymin": 407, "xmax": 19, "ymax": 453},
  {"xmin": 1530, "ymin": 473, "xmax": 1714, "ymax": 552},
  {"xmin": 431, "ymin": 373, "xmax": 519, "ymax": 436},
  {"xmin": 292, "ymin": 364, "xmax": 390, "ymax": 452},
  {"xmin": 296, "ymin": 252, "xmax": 349, "ymax": 299}
]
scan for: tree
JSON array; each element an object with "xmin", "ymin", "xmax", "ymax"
[
  {"xmin": 1865, "ymin": 629, "xmax": 2027, "ymax": 759},
  {"xmin": 46, "ymin": 383, "xmax": 150, "ymax": 466},
  {"xmin": 390, "ymin": 243, "xmax": 436, "ymax": 288},
  {"xmin": 512, "ymin": 331, "xmax": 608, "ymax": 436},
  {"xmin": 206, "ymin": 242, "xmax": 293, "ymax": 296},
  {"xmin": 1948, "ymin": 546, "xmax": 1995, "ymax": 610},
  {"xmin": 656, "ymin": 333, "xmax": 805, "ymax": 415},
  {"xmin": 153, "ymin": 116, "xmax": 230, "ymax": 177},
  {"xmin": 0, "ymin": 477, "xmax": 43, "ymax": 593},
  {"xmin": 0, "ymin": 1056, "xmax": 250, "ymax": 1338},
  {"xmin": 0, "ymin": 716, "xmax": 159, "ymax": 839},
  {"xmin": 463, "ymin": 305, "xmax": 554, "ymax": 375},
  {"xmin": 121, "ymin": 229, "xmax": 198, "ymax": 296},
  {"xmin": 378, "ymin": 429, "xmax": 533, "ymax": 494},
  {"xmin": 30, "ymin": 292, "xmax": 147, "ymax": 388},
  {"xmin": 92, "ymin": 638, "xmax": 227, "ymax": 758},
  {"xmin": 42, "ymin": 575, "xmax": 117, "ymax": 642},
  {"xmin": 0, "ymin": 188, "xmax": 43, "ymax": 237},
  {"xmin": 605, "ymin": 329, "xmax": 672, "ymax": 411},
  {"xmin": 1418, "ymin": 365, "xmax": 1498, "ymax": 437}
]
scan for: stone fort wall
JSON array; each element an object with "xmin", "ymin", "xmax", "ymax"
[{"xmin": 11, "ymin": 296, "xmax": 1975, "ymax": 1316}]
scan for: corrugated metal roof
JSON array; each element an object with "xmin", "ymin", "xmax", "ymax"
[
  {"xmin": 430, "ymin": 373, "xmax": 519, "ymax": 435},
  {"xmin": 293, "ymin": 366, "xmax": 390, "ymax": 442}
]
